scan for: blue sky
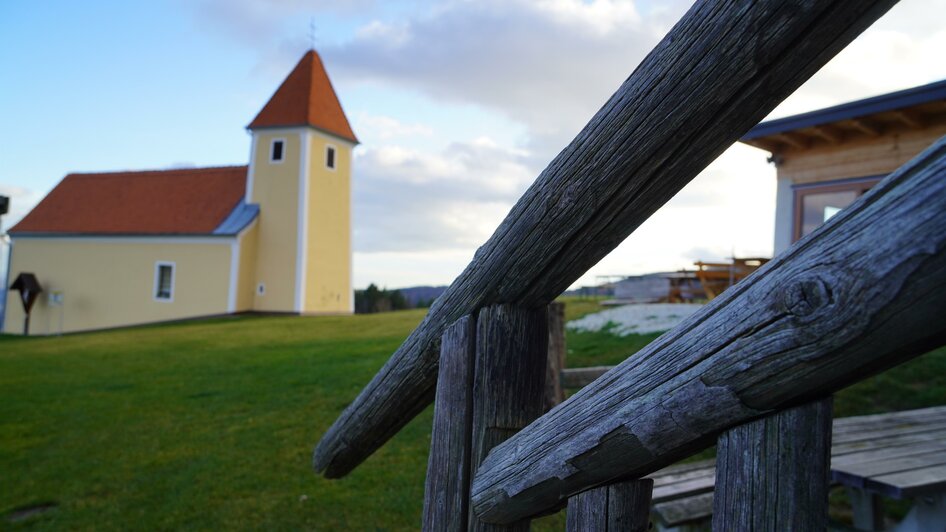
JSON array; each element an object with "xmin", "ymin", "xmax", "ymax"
[{"xmin": 2, "ymin": 0, "xmax": 945, "ymax": 291}]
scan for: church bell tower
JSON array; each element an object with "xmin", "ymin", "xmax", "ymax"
[{"xmin": 246, "ymin": 50, "xmax": 357, "ymax": 314}]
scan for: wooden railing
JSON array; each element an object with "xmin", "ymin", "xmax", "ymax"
[{"xmin": 309, "ymin": 0, "xmax": 946, "ymax": 529}]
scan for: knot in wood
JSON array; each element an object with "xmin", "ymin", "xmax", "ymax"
[{"xmin": 781, "ymin": 274, "xmax": 832, "ymax": 319}]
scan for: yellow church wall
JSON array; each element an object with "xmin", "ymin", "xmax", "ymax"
[
  {"xmin": 304, "ymin": 132, "xmax": 353, "ymax": 313},
  {"xmin": 234, "ymin": 220, "xmax": 259, "ymax": 312},
  {"xmin": 2, "ymin": 237, "xmax": 232, "ymax": 335},
  {"xmin": 249, "ymin": 130, "xmax": 301, "ymax": 312}
]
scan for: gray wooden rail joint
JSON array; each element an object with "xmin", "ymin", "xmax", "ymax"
[{"xmin": 312, "ymin": 0, "xmax": 899, "ymax": 479}]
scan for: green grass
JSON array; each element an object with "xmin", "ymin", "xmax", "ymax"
[
  {"xmin": 1, "ymin": 302, "xmax": 944, "ymax": 530},
  {"xmin": 1, "ymin": 311, "xmax": 434, "ymax": 530}
]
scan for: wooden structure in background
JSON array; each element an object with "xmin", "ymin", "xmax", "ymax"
[
  {"xmin": 693, "ymin": 257, "xmax": 769, "ymax": 300},
  {"xmin": 307, "ymin": 1, "xmax": 946, "ymax": 529},
  {"xmin": 625, "ymin": 406, "xmax": 946, "ymax": 530},
  {"xmin": 611, "ymin": 272, "xmax": 705, "ymax": 303},
  {"xmin": 741, "ymin": 78, "xmax": 946, "ymax": 255}
]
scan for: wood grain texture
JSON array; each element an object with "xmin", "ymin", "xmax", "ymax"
[
  {"xmin": 313, "ymin": 0, "xmax": 899, "ymax": 479},
  {"xmin": 422, "ymin": 316, "xmax": 475, "ymax": 532},
  {"xmin": 469, "ymin": 305, "xmax": 548, "ymax": 532},
  {"xmin": 469, "ymin": 137, "xmax": 946, "ymax": 523},
  {"xmin": 566, "ymin": 479, "xmax": 654, "ymax": 532},
  {"xmin": 711, "ymin": 398, "xmax": 833, "ymax": 531},
  {"xmin": 545, "ymin": 302, "xmax": 566, "ymax": 412}
]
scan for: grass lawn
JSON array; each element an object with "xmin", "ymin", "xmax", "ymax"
[
  {"xmin": 1, "ymin": 311, "xmax": 434, "ymax": 530},
  {"xmin": 1, "ymin": 299, "xmax": 943, "ymax": 529}
]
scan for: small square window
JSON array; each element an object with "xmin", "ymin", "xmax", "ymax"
[
  {"xmin": 326, "ymin": 145, "xmax": 336, "ymax": 170},
  {"xmin": 154, "ymin": 262, "xmax": 175, "ymax": 301},
  {"xmin": 271, "ymin": 139, "xmax": 285, "ymax": 162}
]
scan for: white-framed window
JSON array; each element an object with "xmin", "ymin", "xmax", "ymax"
[
  {"xmin": 154, "ymin": 261, "xmax": 175, "ymax": 302},
  {"xmin": 325, "ymin": 144, "xmax": 337, "ymax": 170},
  {"xmin": 270, "ymin": 138, "xmax": 286, "ymax": 163}
]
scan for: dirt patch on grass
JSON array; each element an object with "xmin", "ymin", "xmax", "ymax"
[{"xmin": 6, "ymin": 501, "xmax": 58, "ymax": 523}]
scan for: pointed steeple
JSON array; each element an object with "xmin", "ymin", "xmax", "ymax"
[{"xmin": 248, "ymin": 50, "xmax": 358, "ymax": 143}]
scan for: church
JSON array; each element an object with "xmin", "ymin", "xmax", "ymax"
[{"xmin": 4, "ymin": 50, "xmax": 356, "ymax": 335}]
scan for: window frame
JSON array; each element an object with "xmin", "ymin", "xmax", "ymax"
[
  {"xmin": 154, "ymin": 261, "xmax": 176, "ymax": 302},
  {"xmin": 792, "ymin": 175, "xmax": 883, "ymax": 242},
  {"xmin": 325, "ymin": 144, "xmax": 337, "ymax": 171},
  {"xmin": 270, "ymin": 138, "xmax": 286, "ymax": 164}
]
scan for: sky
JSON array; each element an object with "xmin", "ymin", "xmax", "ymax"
[{"xmin": 1, "ymin": 0, "xmax": 945, "ymax": 291}]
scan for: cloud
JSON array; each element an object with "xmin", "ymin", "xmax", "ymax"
[
  {"xmin": 353, "ymin": 113, "xmax": 433, "ymax": 141},
  {"xmin": 769, "ymin": 0, "xmax": 946, "ymax": 118},
  {"xmin": 190, "ymin": 0, "xmax": 946, "ymax": 288},
  {"xmin": 353, "ymin": 137, "xmax": 535, "ymax": 252},
  {"xmin": 192, "ymin": 0, "xmax": 377, "ymax": 47},
  {"xmin": 340, "ymin": 0, "xmax": 946, "ymax": 288},
  {"xmin": 197, "ymin": 0, "xmax": 946, "ymax": 158},
  {"xmin": 327, "ymin": 0, "xmax": 691, "ymax": 157}
]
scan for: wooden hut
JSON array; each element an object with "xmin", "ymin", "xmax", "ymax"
[{"xmin": 740, "ymin": 80, "xmax": 946, "ymax": 255}]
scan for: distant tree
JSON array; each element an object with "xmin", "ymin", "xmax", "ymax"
[
  {"xmin": 389, "ymin": 290, "xmax": 407, "ymax": 311},
  {"xmin": 355, "ymin": 284, "xmax": 410, "ymax": 314}
]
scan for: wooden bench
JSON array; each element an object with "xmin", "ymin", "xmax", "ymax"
[
  {"xmin": 650, "ymin": 460, "xmax": 715, "ymax": 531},
  {"xmin": 646, "ymin": 406, "xmax": 946, "ymax": 531}
]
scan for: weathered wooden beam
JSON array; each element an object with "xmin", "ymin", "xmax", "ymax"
[
  {"xmin": 561, "ymin": 366, "xmax": 612, "ymax": 388},
  {"xmin": 544, "ymin": 302, "xmax": 566, "ymax": 411},
  {"xmin": 469, "ymin": 304, "xmax": 548, "ymax": 531},
  {"xmin": 566, "ymin": 479, "xmax": 653, "ymax": 532},
  {"xmin": 469, "ymin": 137, "xmax": 946, "ymax": 523},
  {"xmin": 313, "ymin": 0, "xmax": 900, "ymax": 478},
  {"xmin": 422, "ymin": 316, "xmax": 475, "ymax": 532},
  {"xmin": 712, "ymin": 397, "xmax": 833, "ymax": 530}
]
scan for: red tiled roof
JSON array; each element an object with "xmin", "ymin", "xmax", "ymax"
[
  {"xmin": 248, "ymin": 50, "xmax": 358, "ymax": 143},
  {"xmin": 10, "ymin": 166, "xmax": 248, "ymax": 235}
]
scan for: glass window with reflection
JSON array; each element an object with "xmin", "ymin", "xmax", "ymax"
[{"xmin": 793, "ymin": 177, "xmax": 881, "ymax": 241}]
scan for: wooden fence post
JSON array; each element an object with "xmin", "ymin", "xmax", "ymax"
[
  {"xmin": 545, "ymin": 301, "xmax": 566, "ymax": 412},
  {"xmin": 470, "ymin": 304, "xmax": 548, "ymax": 531},
  {"xmin": 566, "ymin": 479, "xmax": 654, "ymax": 532},
  {"xmin": 422, "ymin": 316, "xmax": 476, "ymax": 531},
  {"xmin": 712, "ymin": 397, "xmax": 833, "ymax": 530}
]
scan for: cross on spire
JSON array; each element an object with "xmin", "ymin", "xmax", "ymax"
[{"xmin": 309, "ymin": 18, "xmax": 317, "ymax": 50}]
